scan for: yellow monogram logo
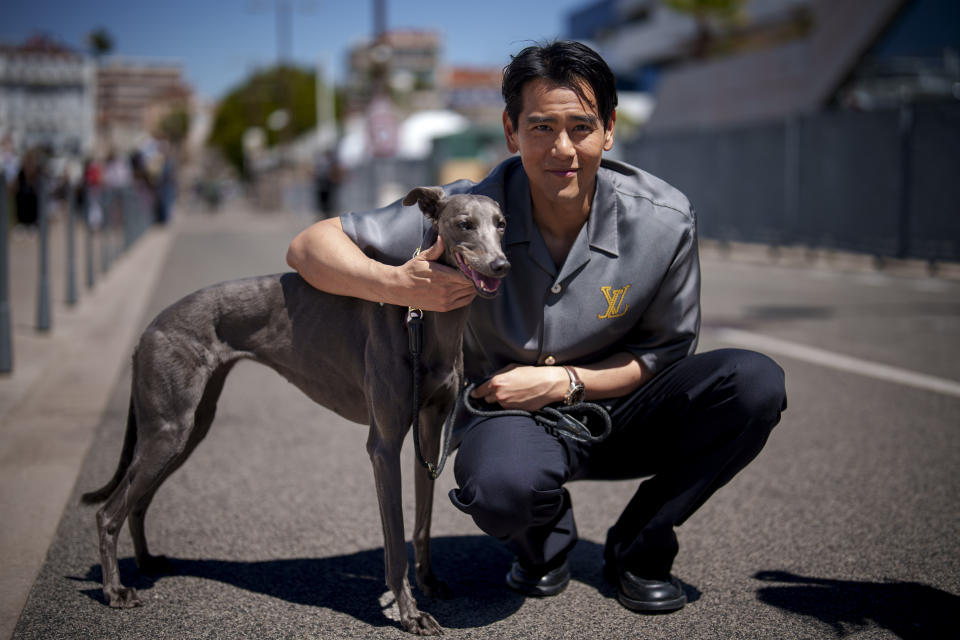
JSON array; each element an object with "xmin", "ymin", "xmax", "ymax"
[{"xmin": 598, "ymin": 285, "xmax": 631, "ymax": 319}]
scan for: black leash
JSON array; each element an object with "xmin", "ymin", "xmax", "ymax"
[
  {"xmin": 460, "ymin": 381, "xmax": 613, "ymax": 445},
  {"xmin": 407, "ymin": 307, "xmax": 455, "ymax": 479},
  {"xmin": 406, "ymin": 290, "xmax": 612, "ymax": 477}
]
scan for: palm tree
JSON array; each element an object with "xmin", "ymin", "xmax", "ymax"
[{"xmin": 86, "ymin": 28, "xmax": 113, "ymax": 59}]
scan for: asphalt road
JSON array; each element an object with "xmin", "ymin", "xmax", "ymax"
[{"xmin": 11, "ymin": 206, "xmax": 960, "ymax": 639}]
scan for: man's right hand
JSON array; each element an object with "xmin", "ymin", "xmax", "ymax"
[
  {"xmin": 392, "ymin": 236, "xmax": 477, "ymax": 312},
  {"xmin": 287, "ymin": 218, "xmax": 478, "ymax": 312}
]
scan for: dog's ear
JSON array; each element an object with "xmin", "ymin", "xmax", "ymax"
[{"xmin": 403, "ymin": 186, "xmax": 445, "ymax": 221}]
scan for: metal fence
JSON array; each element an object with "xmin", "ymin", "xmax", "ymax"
[
  {"xmin": 1, "ymin": 179, "xmax": 154, "ymax": 372},
  {"xmin": 623, "ymin": 102, "xmax": 960, "ymax": 263}
]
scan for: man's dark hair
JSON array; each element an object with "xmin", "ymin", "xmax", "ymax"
[{"xmin": 502, "ymin": 40, "xmax": 618, "ymax": 129}]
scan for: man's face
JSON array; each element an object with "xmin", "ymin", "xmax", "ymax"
[{"xmin": 503, "ymin": 78, "xmax": 615, "ymax": 214}]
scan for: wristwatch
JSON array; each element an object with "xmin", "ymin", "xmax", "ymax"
[{"xmin": 561, "ymin": 365, "xmax": 585, "ymax": 405}]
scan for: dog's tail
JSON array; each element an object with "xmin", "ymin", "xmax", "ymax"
[{"xmin": 81, "ymin": 395, "xmax": 137, "ymax": 505}]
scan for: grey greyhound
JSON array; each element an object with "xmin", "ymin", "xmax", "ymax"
[{"xmin": 82, "ymin": 186, "xmax": 509, "ymax": 635}]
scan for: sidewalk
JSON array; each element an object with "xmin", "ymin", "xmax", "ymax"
[{"xmin": 0, "ymin": 212, "xmax": 175, "ymax": 639}]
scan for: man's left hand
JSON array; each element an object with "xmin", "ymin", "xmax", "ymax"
[{"xmin": 470, "ymin": 364, "xmax": 568, "ymax": 411}]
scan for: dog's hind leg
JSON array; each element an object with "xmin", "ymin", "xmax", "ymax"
[
  {"xmin": 128, "ymin": 486, "xmax": 169, "ymax": 574},
  {"xmin": 367, "ymin": 421, "xmax": 442, "ymax": 635},
  {"xmin": 94, "ymin": 417, "xmax": 193, "ymax": 608},
  {"xmin": 127, "ymin": 363, "xmax": 233, "ymax": 575}
]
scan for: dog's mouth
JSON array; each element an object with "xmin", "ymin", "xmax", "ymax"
[{"xmin": 455, "ymin": 252, "xmax": 503, "ymax": 298}]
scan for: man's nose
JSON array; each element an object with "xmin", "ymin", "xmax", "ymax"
[{"xmin": 552, "ymin": 131, "xmax": 575, "ymax": 157}]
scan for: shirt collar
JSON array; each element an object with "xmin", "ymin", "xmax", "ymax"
[
  {"xmin": 587, "ymin": 163, "xmax": 620, "ymax": 257},
  {"xmin": 500, "ymin": 158, "xmax": 620, "ymax": 258}
]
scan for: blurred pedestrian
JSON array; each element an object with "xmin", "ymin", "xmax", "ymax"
[
  {"xmin": 154, "ymin": 144, "xmax": 176, "ymax": 225},
  {"xmin": 129, "ymin": 149, "xmax": 155, "ymax": 222},
  {"xmin": 103, "ymin": 151, "xmax": 130, "ymax": 191},
  {"xmin": 81, "ymin": 157, "xmax": 104, "ymax": 229},
  {"xmin": 102, "ymin": 150, "xmax": 131, "ymax": 231},
  {"xmin": 287, "ymin": 41, "xmax": 787, "ymax": 613},
  {"xmin": 313, "ymin": 149, "xmax": 342, "ymax": 219},
  {"xmin": 1, "ymin": 135, "xmax": 18, "ymax": 187},
  {"xmin": 14, "ymin": 148, "xmax": 41, "ymax": 227}
]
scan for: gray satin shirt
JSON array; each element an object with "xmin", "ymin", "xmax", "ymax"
[{"xmin": 341, "ymin": 156, "xmax": 701, "ymax": 389}]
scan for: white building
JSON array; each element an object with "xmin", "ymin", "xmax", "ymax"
[{"xmin": 0, "ymin": 35, "xmax": 96, "ymax": 155}]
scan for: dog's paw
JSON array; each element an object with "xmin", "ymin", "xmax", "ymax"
[
  {"xmin": 105, "ymin": 586, "xmax": 142, "ymax": 608},
  {"xmin": 401, "ymin": 610, "xmax": 443, "ymax": 636}
]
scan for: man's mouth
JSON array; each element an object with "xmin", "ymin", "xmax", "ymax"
[
  {"xmin": 455, "ymin": 252, "xmax": 503, "ymax": 297},
  {"xmin": 548, "ymin": 168, "xmax": 578, "ymax": 179}
]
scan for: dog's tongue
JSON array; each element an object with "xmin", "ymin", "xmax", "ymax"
[
  {"xmin": 456, "ymin": 253, "xmax": 501, "ymax": 294},
  {"xmin": 475, "ymin": 273, "xmax": 501, "ymax": 293}
]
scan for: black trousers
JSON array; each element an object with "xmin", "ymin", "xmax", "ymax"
[{"xmin": 449, "ymin": 348, "xmax": 788, "ymax": 578}]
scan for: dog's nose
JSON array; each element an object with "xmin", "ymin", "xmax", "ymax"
[{"xmin": 489, "ymin": 257, "xmax": 510, "ymax": 276}]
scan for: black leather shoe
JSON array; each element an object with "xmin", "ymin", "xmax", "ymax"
[
  {"xmin": 603, "ymin": 560, "xmax": 686, "ymax": 613},
  {"xmin": 506, "ymin": 557, "xmax": 570, "ymax": 597}
]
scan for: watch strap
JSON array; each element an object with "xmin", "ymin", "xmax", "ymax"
[{"xmin": 561, "ymin": 365, "xmax": 585, "ymax": 405}]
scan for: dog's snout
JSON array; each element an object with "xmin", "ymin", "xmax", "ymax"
[{"xmin": 489, "ymin": 257, "xmax": 510, "ymax": 276}]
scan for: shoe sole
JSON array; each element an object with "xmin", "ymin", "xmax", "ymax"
[{"xmin": 617, "ymin": 590, "xmax": 686, "ymax": 613}]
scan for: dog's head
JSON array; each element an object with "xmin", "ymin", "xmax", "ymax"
[{"xmin": 403, "ymin": 186, "xmax": 510, "ymax": 298}]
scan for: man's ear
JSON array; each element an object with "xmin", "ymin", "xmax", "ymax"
[
  {"xmin": 503, "ymin": 110, "xmax": 519, "ymax": 154},
  {"xmin": 603, "ymin": 110, "xmax": 616, "ymax": 152},
  {"xmin": 402, "ymin": 186, "xmax": 445, "ymax": 221}
]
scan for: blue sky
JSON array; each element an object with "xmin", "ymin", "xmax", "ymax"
[{"xmin": 2, "ymin": 0, "xmax": 590, "ymax": 99}]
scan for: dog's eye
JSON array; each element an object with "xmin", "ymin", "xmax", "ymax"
[
  {"xmin": 496, "ymin": 219, "xmax": 506, "ymax": 231},
  {"xmin": 457, "ymin": 220, "xmax": 476, "ymax": 231}
]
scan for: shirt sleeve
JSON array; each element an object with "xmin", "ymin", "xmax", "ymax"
[
  {"xmin": 340, "ymin": 196, "xmax": 433, "ymax": 267},
  {"xmin": 622, "ymin": 211, "xmax": 701, "ymax": 375}
]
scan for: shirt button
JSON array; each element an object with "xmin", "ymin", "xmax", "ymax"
[
  {"xmin": 550, "ymin": 283, "xmax": 562, "ymax": 294},
  {"xmin": 544, "ymin": 355, "xmax": 557, "ymax": 365}
]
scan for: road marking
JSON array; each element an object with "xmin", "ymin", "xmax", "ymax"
[
  {"xmin": 912, "ymin": 279, "xmax": 954, "ymax": 293},
  {"xmin": 711, "ymin": 327, "xmax": 960, "ymax": 398}
]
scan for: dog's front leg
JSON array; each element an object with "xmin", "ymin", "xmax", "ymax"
[
  {"xmin": 367, "ymin": 424, "xmax": 442, "ymax": 635},
  {"xmin": 413, "ymin": 399, "xmax": 454, "ymax": 600}
]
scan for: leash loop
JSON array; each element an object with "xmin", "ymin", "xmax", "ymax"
[{"xmin": 460, "ymin": 382, "xmax": 613, "ymax": 444}]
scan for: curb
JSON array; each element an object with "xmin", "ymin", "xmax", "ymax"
[{"xmin": 0, "ymin": 222, "xmax": 175, "ymax": 640}]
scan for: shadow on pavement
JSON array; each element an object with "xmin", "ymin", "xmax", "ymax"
[
  {"xmin": 71, "ymin": 535, "xmax": 532, "ymax": 630},
  {"xmin": 754, "ymin": 570, "xmax": 957, "ymax": 640},
  {"xmin": 70, "ymin": 534, "xmax": 706, "ymax": 630}
]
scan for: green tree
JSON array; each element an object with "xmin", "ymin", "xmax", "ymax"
[
  {"xmin": 207, "ymin": 65, "xmax": 319, "ymax": 176},
  {"xmin": 664, "ymin": 0, "xmax": 746, "ymax": 57},
  {"xmin": 157, "ymin": 104, "xmax": 191, "ymax": 149}
]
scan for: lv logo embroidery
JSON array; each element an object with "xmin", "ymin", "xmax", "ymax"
[{"xmin": 598, "ymin": 285, "xmax": 631, "ymax": 319}]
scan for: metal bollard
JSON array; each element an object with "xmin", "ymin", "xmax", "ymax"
[
  {"xmin": 85, "ymin": 195, "xmax": 95, "ymax": 289},
  {"xmin": 1, "ymin": 179, "xmax": 13, "ymax": 372},
  {"xmin": 36, "ymin": 176, "xmax": 52, "ymax": 332},
  {"xmin": 123, "ymin": 186, "xmax": 134, "ymax": 251},
  {"xmin": 66, "ymin": 186, "xmax": 78, "ymax": 306},
  {"xmin": 101, "ymin": 188, "xmax": 112, "ymax": 273}
]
